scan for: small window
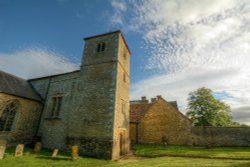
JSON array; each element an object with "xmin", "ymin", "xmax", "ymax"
[
  {"xmin": 123, "ymin": 48, "xmax": 127, "ymax": 60},
  {"xmin": 0, "ymin": 100, "xmax": 19, "ymax": 131},
  {"xmin": 123, "ymin": 72, "xmax": 126, "ymax": 83},
  {"xmin": 122, "ymin": 102, "xmax": 126, "ymax": 114},
  {"xmin": 50, "ymin": 96, "xmax": 63, "ymax": 118},
  {"xmin": 101, "ymin": 42, "xmax": 105, "ymax": 52},
  {"xmin": 123, "ymin": 53, "xmax": 126, "ymax": 60},
  {"xmin": 97, "ymin": 43, "xmax": 101, "ymax": 52},
  {"xmin": 96, "ymin": 42, "xmax": 106, "ymax": 53}
]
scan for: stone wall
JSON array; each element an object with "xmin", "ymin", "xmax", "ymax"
[
  {"xmin": 30, "ymin": 31, "xmax": 130, "ymax": 160},
  {"xmin": 30, "ymin": 71, "xmax": 80, "ymax": 149},
  {"xmin": 112, "ymin": 33, "xmax": 131, "ymax": 160},
  {"xmin": 191, "ymin": 127, "xmax": 250, "ymax": 146},
  {"xmin": 130, "ymin": 123, "xmax": 137, "ymax": 144},
  {"xmin": 66, "ymin": 33, "xmax": 119, "ymax": 160},
  {"xmin": 0, "ymin": 93, "xmax": 42, "ymax": 146},
  {"xmin": 138, "ymin": 97, "xmax": 192, "ymax": 145},
  {"xmin": 66, "ymin": 136, "xmax": 113, "ymax": 159}
]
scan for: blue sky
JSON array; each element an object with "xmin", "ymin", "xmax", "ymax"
[
  {"xmin": 0, "ymin": 0, "xmax": 149, "ymax": 83},
  {"xmin": 1, "ymin": 0, "xmax": 250, "ymax": 125}
]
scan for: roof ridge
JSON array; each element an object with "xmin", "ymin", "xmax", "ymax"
[
  {"xmin": 0, "ymin": 70, "xmax": 42, "ymax": 101},
  {"xmin": 160, "ymin": 98, "xmax": 192, "ymax": 123},
  {"xmin": 0, "ymin": 70, "xmax": 27, "ymax": 81},
  {"xmin": 28, "ymin": 70, "xmax": 80, "ymax": 81}
]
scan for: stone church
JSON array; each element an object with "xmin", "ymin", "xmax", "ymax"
[
  {"xmin": 2, "ymin": 30, "xmax": 249, "ymax": 161},
  {"xmin": 0, "ymin": 31, "xmax": 130, "ymax": 160}
]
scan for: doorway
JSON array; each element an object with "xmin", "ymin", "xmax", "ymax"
[{"xmin": 119, "ymin": 132, "xmax": 124, "ymax": 155}]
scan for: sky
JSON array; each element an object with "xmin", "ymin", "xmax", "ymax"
[{"xmin": 0, "ymin": 0, "xmax": 250, "ymax": 125}]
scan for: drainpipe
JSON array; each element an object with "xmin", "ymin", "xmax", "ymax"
[{"xmin": 35, "ymin": 77, "xmax": 52, "ymax": 139}]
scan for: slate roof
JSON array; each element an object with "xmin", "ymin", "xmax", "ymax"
[{"xmin": 0, "ymin": 70, "xmax": 41, "ymax": 101}]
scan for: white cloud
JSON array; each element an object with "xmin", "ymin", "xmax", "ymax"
[
  {"xmin": 0, "ymin": 48, "xmax": 79, "ymax": 79},
  {"xmin": 111, "ymin": 0, "xmax": 127, "ymax": 12},
  {"xmin": 110, "ymin": 0, "xmax": 250, "ymax": 125},
  {"xmin": 232, "ymin": 107, "xmax": 250, "ymax": 125},
  {"xmin": 131, "ymin": 66, "xmax": 250, "ymax": 125},
  {"xmin": 110, "ymin": 0, "xmax": 127, "ymax": 26}
]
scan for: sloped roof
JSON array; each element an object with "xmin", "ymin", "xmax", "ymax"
[
  {"xmin": 169, "ymin": 101, "xmax": 178, "ymax": 110},
  {"xmin": 130, "ymin": 103, "xmax": 152, "ymax": 123},
  {"xmin": 160, "ymin": 98, "xmax": 192, "ymax": 123},
  {"xmin": 130, "ymin": 98, "xmax": 189, "ymax": 123},
  {"xmin": 0, "ymin": 71, "xmax": 41, "ymax": 101}
]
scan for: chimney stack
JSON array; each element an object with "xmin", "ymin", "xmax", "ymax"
[
  {"xmin": 141, "ymin": 96, "xmax": 148, "ymax": 104},
  {"xmin": 156, "ymin": 95, "xmax": 162, "ymax": 100},
  {"xmin": 151, "ymin": 98, "xmax": 156, "ymax": 103}
]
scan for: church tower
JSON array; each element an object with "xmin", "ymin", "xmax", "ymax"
[{"xmin": 67, "ymin": 31, "xmax": 130, "ymax": 160}]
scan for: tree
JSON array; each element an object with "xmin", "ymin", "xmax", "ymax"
[{"xmin": 186, "ymin": 87, "xmax": 234, "ymax": 126}]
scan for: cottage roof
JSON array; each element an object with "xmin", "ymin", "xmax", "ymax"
[
  {"xmin": 0, "ymin": 70, "xmax": 41, "ymax": 101},
  {"xmin": 130, "ymin": 97, "xmax": 185, "ymax": 123},
  {"xmin": 169, "ymin": 101, "xmax": 178, "ymax": 110}
]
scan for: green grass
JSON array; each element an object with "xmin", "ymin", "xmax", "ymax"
[
  {"xmin": 134, "ymin": 144, "xmax": 250, "ymax": 159},
  {"xmin": 0, "ymin": 147, "xmax": 112, "ymax": 167},
  {"xmin": 0, "ymin": 146, "xmax": 250, "ymax": 167}
]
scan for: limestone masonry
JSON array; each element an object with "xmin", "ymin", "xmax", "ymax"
[{"xmin": 130, "ymin": 96, "xmax": 192, "ymax": 145}]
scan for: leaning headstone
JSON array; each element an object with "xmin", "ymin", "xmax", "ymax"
[
  {"xmin": 71, "ymin": 146, "xmax": 79, "ymax": 160},
  {"xmin": 15, "ymin": 144, "xmax": 24, "ymax": 157},
  {"xmin": 0, "ymin": 140, "xmax": 7, "ymax": 160},
  {"xmin": 34, "ymin": 142, "xmax": 42, "ymax": 154},
  {"xmin": 52, "ymin": 149, "xmax": 59, "ymax": 157}
]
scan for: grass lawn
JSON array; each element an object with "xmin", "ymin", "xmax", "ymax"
[
  {"xmin": 134, "ymin": 144, "xmax": 250, "ymax": 159},
  {"xmin": 0, "ymin": 146, "xmax": 250, "ymax": 167}
]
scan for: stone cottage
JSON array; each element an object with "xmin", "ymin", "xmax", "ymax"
[
  {"xmin": 130, "ymin": 96, "xmax": 250, "ymax": 147},
  {"xmin": 0, "ymin": 31, "xmax": 131, "ymax": 160},
  {"xmin": 130, "ymin": 96, "xmax": 192, "ymax": 145}
]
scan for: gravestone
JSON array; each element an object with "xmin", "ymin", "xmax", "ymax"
[
  {"xmin": 52, "ymin": 149, "xmax": 59, "ymax": 157},
  {"xmin": 34, "ymin": 142, "xmax": 42, "ymax": 154},
  {"xmin": 71, "ymin": 146, "xmax": 79, "ymax": 160},
  {"xmin": 15, "ymin": 144, "xmax": 24, "ymax": 157},
  {"xmin": 0, "ymin": 140, "xmax": 7, "ymax": 160}
]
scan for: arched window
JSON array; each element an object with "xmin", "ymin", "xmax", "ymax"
[{"xmin": 0, "ymin": 100, "xmax": 19, "ymax": 131}]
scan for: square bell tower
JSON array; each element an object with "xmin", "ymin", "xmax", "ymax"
[{"xmin": 67, "ymin": 31, "xmax": 131, "ymax": 160}]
